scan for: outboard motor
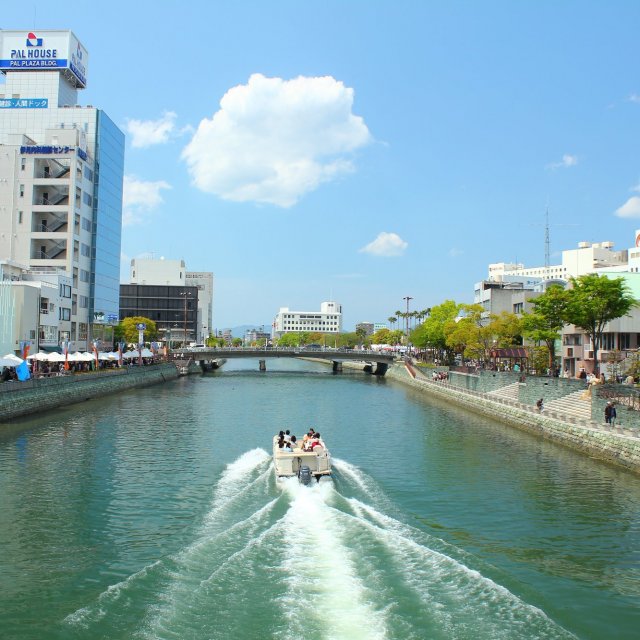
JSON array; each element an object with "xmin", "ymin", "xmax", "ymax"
[{"xmin": 298, "ymin": 465, "xmax": 312, "ymax": 485}]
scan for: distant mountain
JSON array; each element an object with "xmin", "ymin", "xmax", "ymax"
[{"xmin": 226, "ymin": 324, "xmax": 272, "ymax": 338}]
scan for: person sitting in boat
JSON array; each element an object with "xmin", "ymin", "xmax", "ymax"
[
  {"xmin": 282, "ymin": 440, "xmax": 293, "ymax": 452},
  {"xmin": 290, "ymin": 435, "xmax": 298, "ymax": 449},
  {"xmin": 283, "ymin": 429, "xmax": 292, "ymax": 443},
  {"xmin": 304, "ymin": 433, "xmax": 322, "ymax": 451}
]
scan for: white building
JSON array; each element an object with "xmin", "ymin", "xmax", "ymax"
[
  {"xmin": 487, "ymin": 231, "xmax": 640, "ymax": 376},
  {"xmin": 0, "ymin": 29, "xmax": 124, "ymax": 353},
  {"xmin": 488, "ymin": 240, "xmax": 628, "ymax": 283},
  {"xmin": 273, "ymin": 301, "xmax": 343, "ymax": 338},
  {"xmin": 129, "ymin": 258, "xmax": 214, "ymax": 343}
]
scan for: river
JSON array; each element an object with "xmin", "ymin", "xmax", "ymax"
[{"xmin": 0, "ymin": 358, "xmax": 639, "ymax": 639}]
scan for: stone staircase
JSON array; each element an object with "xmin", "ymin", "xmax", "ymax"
[
  {"xmin": 488, "ymin": 382, "xmax": 521, "ymax": 400},
  {"xmin": 542, "ymin": 390, "xmax": 592, "ymax": 421}
]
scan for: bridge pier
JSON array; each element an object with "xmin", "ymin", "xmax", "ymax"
[
  {"xmin": 259, "ymin": 359, "xmax": 266, "ymax": 371},
  {"xmin": 374, "ymin": 362, "xmax": 389, "ymax": 376},
  {"xmin": 332, "ymin": 361, "xmax": 343, "ymax": 373}
]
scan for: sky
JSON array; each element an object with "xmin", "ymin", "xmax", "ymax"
[{"xmin": 2, "ymin": 1, "xmax": 640, "ymax": 331}]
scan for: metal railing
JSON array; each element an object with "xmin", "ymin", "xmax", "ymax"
[{"xmin": 404, "ymin": 364, "xmax": 640, "ymax": 438}]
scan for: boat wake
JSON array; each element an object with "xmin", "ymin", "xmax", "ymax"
[{"xmin": 63, "ymin": 450, "xmax": 576, "ymax": 640}]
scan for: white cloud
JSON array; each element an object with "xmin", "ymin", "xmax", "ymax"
[
  {"xmin": 181, "ymin": 73, "xmax": 372, "ymax": 207},
  {"xmin": 125, "ymin": 111, "xmax": 177, "ymax": 148},
  {"xmin": 547, "ymin": 154, "xmax": 578, "ymax": 170},
  {"xmin": 449, "ymin": 247, "xmax": 464, "ymax": 257},
  {"xmin": 615, "ymin": 196, "xmax": 640, "ymax": 218},
  {"xmin": 122, "ymin": 175, "xmax": 171, "ymax": 226},
  {"xmin": 359, "ymin": 232, "xmax": 408, "ymax": 257},
  {"xmin": 629, "ymin": 94, "xmax": 640, "ymax": 104}
]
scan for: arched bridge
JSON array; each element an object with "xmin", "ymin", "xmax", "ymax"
[{"xmin": 168, "ymin": 346, "xmax": 396, "ymax": 376}]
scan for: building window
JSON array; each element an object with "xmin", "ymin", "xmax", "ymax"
[
  {"xmin": 80, "ymin": 269, "xmax": 90, "ymax": 283},
  {"xmin": 18, "ymin": 211, "xmax": 23, "ymax": 224},
  {"xmin": 602, "ymin": 333, "xmax": 615, "ymax": 351},
  {"xmin": 81, "ymin": 243, "xmax": 91, "ymax": 258},
  {"xmin": 19, "ymin": 184, "xmax": 24, "ymax": 197},
  {"xmin": 79, "ymin": 295, "xmax": 89, "ymax": 308},
  {"xmin": 619, "ymin": 333, "xmax": 631, "ymax": 351},
  {"xmin": 59, "ymin": 308, "xmax": 71, "ymax": 321}
]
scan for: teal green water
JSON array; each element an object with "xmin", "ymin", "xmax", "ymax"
[{"xmin": 0, "ymin": 359, "xmax": 639, "ymax": 639}]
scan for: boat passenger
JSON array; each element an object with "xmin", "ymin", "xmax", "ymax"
[
  {"xmin": 284, "ymin": 430, "xmax": 292, "ymax": 443},
  {"xmin": 283, "ymin": 441, "xmax": 293, "ymax": 452},
  {"xmin": 310, "ymin": 433, "xmax": 322, "ymax": 450},
  {"xmin": 290, "ymin": 435, "xmax": 298, "ymax": 449}
]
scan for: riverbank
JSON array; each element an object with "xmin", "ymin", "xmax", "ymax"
[
  {"xmin": 0, "ymin": 363, "xmax": 178, "ymax": 423},
  {"xmin": 385, "ymin": 361, "xmax": 640, "ymax": 475}
]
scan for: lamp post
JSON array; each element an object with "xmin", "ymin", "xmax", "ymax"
[
  {"xmin": 402, "ymin": 296, "xmax": 413, "ymax": 343},
  {"xmin": 180, "ymin": 291, "xmax": 191, "ymax": 347}
]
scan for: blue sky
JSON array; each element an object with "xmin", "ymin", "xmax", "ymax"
[{"xmin": 3, "ymin": 1, "xmax": 640, "ymax": 331}]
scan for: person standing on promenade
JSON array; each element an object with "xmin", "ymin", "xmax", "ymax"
[{"xmin": 604, "ymin": 402, "xmax": 616, "ymax": 426}]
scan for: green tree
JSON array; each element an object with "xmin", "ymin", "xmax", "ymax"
[
  {"xmin": 444, "ymin": 304, "xmax": 488, "ymax": 361},
  {"xmin": 388, "ymin": 316, "xmax": 397, "ymax": 329},
  {"xmin": 487, "ymin": 311, "xmax": 523, "ymax": 347},
  {"xmin": 521, "ymin": 284, "xmax": 568, "ymax": 369},
  {"xmin": 563, "ymin": 274, "xmax": 637, "ymax": 375},
  {"xmin": 411, "ymin": 300, "xmax": 460, "ymax": 363},
  {"xmin": 117, "ymin": 316, "xmax": 158, "ymax": 344},
  {"xmin": 231, "ymin": 337, "xmax": 243, "ymax": 347}
]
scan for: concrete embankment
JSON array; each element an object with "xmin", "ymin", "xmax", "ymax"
[
  {"xmin": 386, "ymin": 363, "xmax": 640, "ymax": 476},
  {"xmin": 0, "ymin": 363, "xmax": 178, "ymax": 423}
]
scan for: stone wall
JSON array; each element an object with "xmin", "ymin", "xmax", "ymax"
[
  {"xmin": 0, "ymin": 364, "xmax": 178, "ymax": 423},
  {"xmin": 388, "ymin": 364, "xmax": 640, "ymax": 475}
]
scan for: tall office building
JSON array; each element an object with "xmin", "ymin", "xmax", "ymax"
[
  {"xmin": 0, "ymin": 30, "xmax": 124, "ymax": 352},
  {"xmin": 125, "ymin": 258, "xmax": 214, "ymax": 343}
]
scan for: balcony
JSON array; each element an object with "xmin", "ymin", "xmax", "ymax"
[
  {"xmin": 31, "ymin": 239, "xmax": 68, "ymax": 262},
  {"xmin": 31, "ymin": 213, "xmax": 68, "ymax": 234}
]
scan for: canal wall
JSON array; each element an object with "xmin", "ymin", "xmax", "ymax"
[
  {"xmin": 387, "ymin": 363, "xmax": 640, "ymax": 475},
  {"xmin": 0, "ymin": 363, "xmax": 179, "ymax": 423}
]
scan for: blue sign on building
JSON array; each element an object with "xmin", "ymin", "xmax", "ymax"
[{"xmin": 0, "ymin": 98, "xmax": 48, "ymax": 108}]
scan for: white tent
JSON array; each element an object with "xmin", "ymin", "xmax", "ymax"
[
  {"xmin": 0, "ymin": 353, "xmax": 24, "ymax": 367},
  {"xmin": 122, "ymin": 350, "xmax": 138, "ymax": 359},
  {"xmin": 27, "ymin": 352, "xmax": 51, "ymax": 361},
  {"xmin": 46, "ymin": 352, "xmax": 66, "ymax": 363},
  {"xmin": 140, "ymin": 348, "xmax": 154, "ymax": 358},
  {"xmin": 67, "ymin": 352, "xmax": 84, "ymax": 362}
]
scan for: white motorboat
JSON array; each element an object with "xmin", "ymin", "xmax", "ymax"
[{"xmin": 273, "ymin": 434, "xmax": 332, "ymax": 484}]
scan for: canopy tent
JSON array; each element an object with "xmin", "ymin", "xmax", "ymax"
[
  {"xmin": 27, "ymin": 352, "xmax": 51, "ymax": 361},
  {"xmin": 45, "ymin": 352, "xmax": 66, "ymax": 363},
  {"xmin": 0, "ymin": 353, "xmax": 24, "ymax": 367},
  {"xmin": 140, "ymin": 348, "xmax": 155, "ymax": 358}
]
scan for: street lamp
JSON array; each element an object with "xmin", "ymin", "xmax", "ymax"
[
  {"xmin": 402, "ymin": 296, "xmax": 413, "ymax": 341},
  {"xmin": 180, "ymin": 291, "xmax": 192, "ymax": 347}
]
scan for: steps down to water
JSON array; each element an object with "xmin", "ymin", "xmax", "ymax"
[
  {"xmin": 542, "ymin": 390, "xmax": 592, "ymax": 420},
  {"xmin": 488, "ymin": 382, "xmax": 521, "ymax": 400}
]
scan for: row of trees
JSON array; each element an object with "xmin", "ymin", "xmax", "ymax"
[{"xmin": 405, "ymin": 274, "xmax": 636, "ymax": 374}]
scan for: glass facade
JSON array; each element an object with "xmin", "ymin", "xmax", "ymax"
[
  {"xmin": 119, "ymin": 285, "xmax": 199, "ymax": 342},
  {"xmin": 90, "ymin": 111, "xmax": 124, "ymax": 324}
]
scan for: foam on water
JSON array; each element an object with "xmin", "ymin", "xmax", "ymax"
[
  {"xmin": 275, "ymin": 477, "xmax": 388, "ymax": 640},
  {"xmin": 64, "ymin": 451, "xmax": 577, "ymax": 640}
]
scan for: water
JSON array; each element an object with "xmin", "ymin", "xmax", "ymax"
[{"xmin": 0, "ymin": 359, "xmax": 639, "ymax": 639}]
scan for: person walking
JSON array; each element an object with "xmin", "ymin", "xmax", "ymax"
[
  {"xmin": 536, "ymin": 398, "xmax": 544, "ymax": 412},
  {"xmin": 604, "ymin": 402, "xmax": 617, "ymax": 427}
]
